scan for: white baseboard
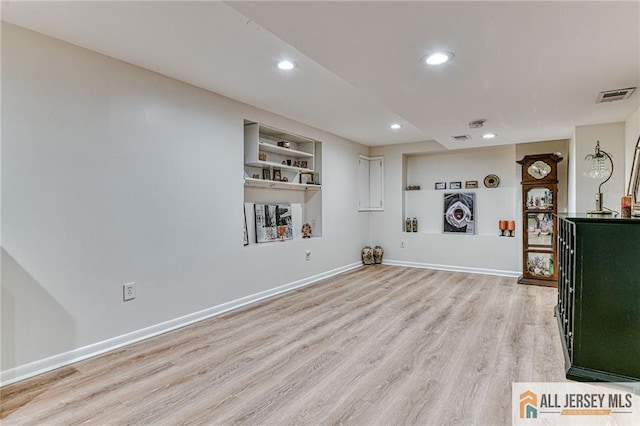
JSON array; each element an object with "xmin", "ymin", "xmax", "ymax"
[
  {"xmin": 383, "ymin": 259, "xmax": 520, "ymax": 278},
  {"xmin": 0, "ymin": 262, "xmax": 361, "ymax": 387}
]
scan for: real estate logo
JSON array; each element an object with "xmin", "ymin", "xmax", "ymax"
[
  {"xmin": 519, "ymin": 390, "xmax": 538, "ymax": 419},
  {"xmin": 513, "ymin": 382, "xmax": 640, "ymax": 425}
]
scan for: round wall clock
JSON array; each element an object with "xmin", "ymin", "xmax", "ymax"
[
  {"xmin": 527, "ymin": 160, "xmax": 552, "ymax": 179},
  {"xmin": 484, "ymin": 174, "xmax": 500, "ymax": 188}
]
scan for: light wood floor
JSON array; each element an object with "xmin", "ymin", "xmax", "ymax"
[{"xmin": 1, "ymin": 266, "xmax": 566, "ymax": 425}]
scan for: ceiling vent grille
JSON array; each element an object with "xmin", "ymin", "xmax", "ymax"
[
  {"xmin": 452, "ymin": 134, "xmax": 472, "ymax": 142},
  {"xmin": 596, "ymin": 87, "xmax": 636, "ymax": 103}
]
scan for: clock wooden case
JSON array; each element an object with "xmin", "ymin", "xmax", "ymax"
[{"xmin": 517, "ymin": 153, "xmax": 563, "ymax": 287}]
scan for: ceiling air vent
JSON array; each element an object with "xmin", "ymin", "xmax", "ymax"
[
  {"xmin": 596, "ymin": 87, "xmax": 636, "ymax": 103},
  {"xmin": 452, "ymin": 134, "xmax": 472, "ymax": 142}
]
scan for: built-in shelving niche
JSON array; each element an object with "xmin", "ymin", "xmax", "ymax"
[{"xmin": 243, "ymin": 120, "xmax": 323, "ymax": 245}]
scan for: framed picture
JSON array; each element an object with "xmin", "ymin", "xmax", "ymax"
[
  {"xmin": 273, "ymin": 169, "xmax": 282, "ymax": 181},
  {"xmin": 435, "ymin": 182, "xmax": 446, "ymax": 190},
  {"xmin": 443, "ymin": 192, "xmax": 475, "ymax": 234},
  {"xmin": 449, "ymin": 181, "xmax": 462, "ymax": 190},
  {"xmin": 465, "ymin": 180, "xmax": 478, "ymax": 189},
  {"xmin": 301, "ymin": 160, "xmax": 308, "ymax": 169},
  {"xmin": 254, "ymin": 204, "xmax": 293, "ymax": 243},
  {"xmin": 263, "ymin": 169, "xmax": 271, "ymax": 180},
  {"xmin": 243, "ymin": 209, "xmax": 249, "ymax": 246},
  {"xmin": 300, "ymin": 172, "xmax": 314, "ymax": 184}
]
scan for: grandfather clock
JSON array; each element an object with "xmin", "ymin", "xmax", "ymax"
[{"xmin": 517, "ymin": 153, "xmax": 563, "ymax": 287}]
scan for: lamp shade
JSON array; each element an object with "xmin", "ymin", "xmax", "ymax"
[
  {"xmin": 584, "ymin": 141, "xmax": 612, "ymax": 179},
  {"xmin": 584, "ymin": 140, "xmax": 614, "ymax": 215}
]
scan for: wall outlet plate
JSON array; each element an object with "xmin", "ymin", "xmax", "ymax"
[{"xmin": 123, "ymin": 282, "xmax": 136, "ymax": 301}]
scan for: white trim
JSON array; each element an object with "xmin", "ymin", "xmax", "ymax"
[
  {"xmin": 383, "ymin": 259, "xmax": 520, "ymax": 278},
  {"xmin": 0, "ymin": 262, "xmax": 361, "ymax": 387}
]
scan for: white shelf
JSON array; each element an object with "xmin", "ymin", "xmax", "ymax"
[
  {"xmin": 259, "ymin": 143, "xmax": 313, "ymax": 158},
  {"xmin": 244, "ymin": 178, "xmax": 321, "ymax": 191},
  {"xmin": 246, "ymin": 160, "xmax": 313, "ymax": 173}
]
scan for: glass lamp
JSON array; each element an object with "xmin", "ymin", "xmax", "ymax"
[{"xmin": 584, "ymin": 140, "xmax": 614, "ymax": 215}]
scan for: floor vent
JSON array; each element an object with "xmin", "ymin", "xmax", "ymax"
[
  {"xmin": 596, "ymin": 87, "xmax": 636, "ymax": 103},
  {"xmin": 451, "ymin": 134, "xmax": 472, "ymax": 142}
]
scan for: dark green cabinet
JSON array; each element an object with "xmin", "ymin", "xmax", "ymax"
[{"xmin": 556, "ymin": 215, "xmax": 640, "ymax": 382}]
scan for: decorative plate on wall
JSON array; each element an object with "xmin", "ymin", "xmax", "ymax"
[{"xmin": 484, "ymin": 174, "xmax": 500, "ymax": 188}]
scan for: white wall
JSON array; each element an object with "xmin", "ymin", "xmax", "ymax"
[
  {"xmin": 568, "ymin": 129, "xmax": 577, "ymax": 212},
  {"xmin": 1, "ymin": 24, "xmax": 369, "ymax": 380},
  {"xmin": 371, "ymin": 143, "xmax": 521, "ymax": 274},
  {"xmin": 625, "ymin": 107, "xmax": 640, "ymax": 194},
  {"xmin": 370, "ymin": 140, "xmax": 569, "ymax": 275},
  {"xmin": 573, "ymin": 123, "xmax": 626, "ymax": 213}
]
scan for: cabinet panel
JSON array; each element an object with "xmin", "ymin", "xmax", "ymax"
[
  {"xmin": 358, "ymin": 157, "xmax": 370, "ymax": 209},
  {"xmin": 369, "ymin": 158, "xmax": 383, "ymax": 209},
  {"xmin": 358, "ymin": 155, "xmax": 384, "ymax": 211},
  {"xmin": 556, "ymin": 216, "xmax": 640, "ymax": 382}
]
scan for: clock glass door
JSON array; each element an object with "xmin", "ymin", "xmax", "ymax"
[
  {"xmin": 526, "ymin": 212, "xmax": 554, "ymax": 249},
  {"xmin": 526, "ymin": 252, "xmax": 555, "ymax": 278},
  {"xmin": 525, "ymin": 187, "xmax": 554, "ymax": 210}
]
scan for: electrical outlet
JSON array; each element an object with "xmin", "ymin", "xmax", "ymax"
[
  {"xmin": 400, "ymin": 240, "xmax": 405, "ymax": 248},
  {"xmin": 123, "ymin": 282, "xmax": 136, "ymax": 301},
  {"xmin": 305, "ymin": 250, "xmax": 311, "ymax": 261}
]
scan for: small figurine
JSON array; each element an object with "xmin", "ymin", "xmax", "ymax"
[{"xmin": 302, "ymin": 223, "xmax": 312, "ymax": 238}]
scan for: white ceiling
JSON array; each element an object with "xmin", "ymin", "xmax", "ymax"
[{"xmin": 2, "ymin": 1, "xmax": 639, "ymax": 149}]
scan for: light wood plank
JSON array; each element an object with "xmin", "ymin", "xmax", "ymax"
[{"xmin": 0, "ymin": 266, "xmax": 566, "ymax": 425}]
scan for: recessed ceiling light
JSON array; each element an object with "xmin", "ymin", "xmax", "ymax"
[
  {"xmin": 423, "ymin": 51, "xmax": 455, "ymax": 66},
  {"xmin": 482, "ymin": 133, "xmax": 497, "ymax": 139},
  {"xmin": 276, "ymin": 60, "xmax": 297, "ymax": 70},
  {"xmin": 389, "ymin": 123, "xmax": 402, "ymax": 130}
]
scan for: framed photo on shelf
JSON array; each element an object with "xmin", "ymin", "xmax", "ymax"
[
  {"xmin": 273, "ymin": 169, "xmax": 282, "ymax": 181},
  {"xmin": 243, "ymin": 209, "xmax": 249, "ymax": 246},
  {"xmin": 263, "ymin": 169, "xmax": 271, "ymax": 180},
  {"xmin": 300, "ymin": 172, "xmax": 314, "ymax": 184},
  {"xmin": 254, "ymin": 203, "xmax": 293, "ymax": 243},
  {"xmin": 449, "ymin": 181, "xmax": 462, "ymax": 190},
  {"xmin": 435, "ymin": 182, "xmax": 446, "ymax": 190},
  {"xmin": 465, "ymin": 180, "xmax": 478, "ymax": 189}
]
